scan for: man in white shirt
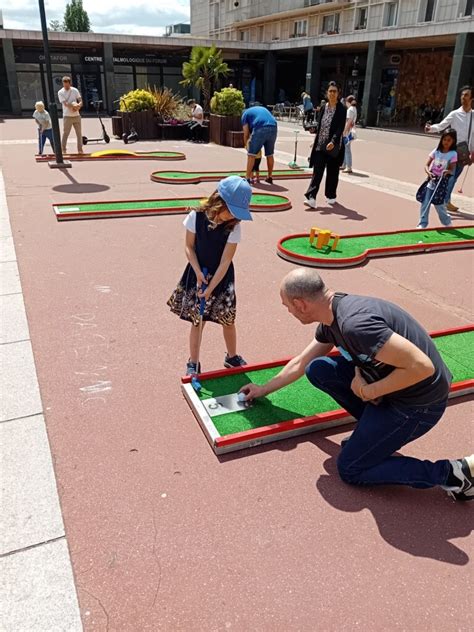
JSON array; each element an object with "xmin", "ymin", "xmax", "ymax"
[
  {"xmin": 342, "ymin": 95, "xmax": 357, "ymax": 174},
  {"xmin": 58, "ymin": 76, "xmax": 83, "ymax": 154},
  {"xmin": 426, "ymin": 85, "xmax": 473, "ymax": 211},
  {"xmin": 187, "ymin": 99, "xmax": 204, "ymax": 142}
]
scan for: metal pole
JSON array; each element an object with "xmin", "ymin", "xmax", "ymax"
[{"xmin": 37, "ymin": 0, "xmax": 71, "ymax": 168}]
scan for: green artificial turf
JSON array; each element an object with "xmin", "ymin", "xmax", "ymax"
[
  {"xmin": 138, "ymin": 152, "xmax": 183, "ymax": 157},
  {"xmin": 56, "ymin": 194, "xmax": 289, "ymax": 215},
  {"xmin": 152, "ymin": 169, "xmax": 306, "ymax": 180},
  {"xmin": 199, "ymin": 331, "xmax": 473, "ymax": 437},
  {"xmin": 281, "ymin": 227, "xmax": 474, "ymax": 260}
]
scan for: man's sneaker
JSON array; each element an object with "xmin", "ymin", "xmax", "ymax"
[
  {"xmin": 224, "ymin": 354, "xmax": 247, "ymax": 369},
  {"xmin": 305, "ymin": 197, "xmax": 316, "ymax": 209},
  {"xmin": 445, "ymin": 457, "xmax": 474, "ymax": 501},
  {"xmin": 326, "ymin": 198, "xmax": 336, "ymax": 205},
  {"xmin": 186, "ymin": 360, "xmax": 201, "ymax": 376},
  {"xmin": 265, "ymin": 177, "xmax": 273, "ymax": 184}
]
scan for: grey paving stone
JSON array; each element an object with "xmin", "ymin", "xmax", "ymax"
[
  {"xmin": 0, "ymin": 235, "xmax": 17, "ymax": 263},
  {"xmin": 0, "ymin": 293, "xmax": 29, "ymax": 344},
  {"xmin": 0, "ymin": 415, "xmax": 65, "ymax": 555},
  {"xmin": 0, "ymin": 341, "xmax": 42, "ymax": 421},
  {"xmin": 0, "ymin": 539, "xmax": 82, "ymax": 632},
  {"xmin": 0, "ymin": 261, "xmax": 21, "ymax": 295}
]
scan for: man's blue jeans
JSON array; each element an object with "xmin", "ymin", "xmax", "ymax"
[
  {"xmin": 445, "ymin": 162, "xmax": 464, "ymax": 204},
  {"xmin": 306, "ymin": 356, "xmax": 450, "ymax": 488}
]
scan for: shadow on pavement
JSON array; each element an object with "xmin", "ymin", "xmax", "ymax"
[
  {"xmin": 312, "ymin": 434, "xmax": 471, "ymax": 566},
  {"xmin": 315, "ymin": 202, "xmax": 367, "ymax": 221},
  {"xmin": 53, "ymin": 170, "xmax": 110, "ymax": 194}
]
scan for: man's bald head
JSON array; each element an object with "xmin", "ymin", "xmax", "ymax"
[{"xmin": 281, "ymin": 268, "xmax": 327, "ymax": 302}]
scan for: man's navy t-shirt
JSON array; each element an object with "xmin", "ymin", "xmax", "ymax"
[
  {"xmin": 241, "ymin": 106, "xmax": 277, "ymax": 131},
  {"xmin": 315, "ymin": 294, "xmax": 452, "ymax": 406}
]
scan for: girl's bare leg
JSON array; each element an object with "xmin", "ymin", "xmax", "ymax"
[
  {"xmin": 223, "ymin": 323, "xmax": 237, "ymax": 357},
  {"xmin": 189, "ymin": 322, "xmax": 206, "ymax": 363}
]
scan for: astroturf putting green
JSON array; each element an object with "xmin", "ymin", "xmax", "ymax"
[
  {"xmin": 150, "ymin": 169, "xmax": 310, "ymax": 183},
  {"xmin": 278, "ymin": 226, "xmax": 474, "ymax": 268},
  {"xmin": 181, "ymin": 327, "xmax": 474, "ymax": 453},
  {"xmin": 36, "ymin": 150, "xmax": 185, "ymax": 162},
  {"xmin": 53, "ymin": 193, "xmax": 291, "ymax": 220}
]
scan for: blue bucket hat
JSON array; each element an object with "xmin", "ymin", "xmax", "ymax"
[{"xmin": 217, "ymin": 176, "xmax": 253, "ymax": 221}]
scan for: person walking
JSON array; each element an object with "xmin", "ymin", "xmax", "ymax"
[
  {"xmin": 33, "ymin": 101, "xmax": 54, "ymax": 155},
  {"xmin": 425, "ymin": 85, "xmax": 473, "ymax": 212},
  {"xmin": 341, "ymin": 95, "xmax": 357, "ymax": 174},
  {"xmin": 242, "ymin": 105, "xmax": 278, "ymax": 184},
  {"xmin": 305, "ymin": 81, "xmax": 346, "ymax": 208},
  {"xmin": 58, "ymin": 76, "xmax": 83, "ymax": 154},
  {"xmin": 240, "ymin": 268, "xmax": 473, "ymax": 502},
  {"xmin": 301, "ymin": 91, "xmax": 314, "ymax": 124}
]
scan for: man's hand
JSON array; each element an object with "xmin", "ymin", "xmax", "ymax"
[
  {"xmin": 424, "ymin": 123, "xmax": 431, "ymax": 132},
  {"xmin": 239, "ymin": 383, "xmax": 267, "ymax": 401},
  {"xmin": 351, "ymin": 368, "xmax": 381, "ymax": 404},
  {"xmin": 326, "ymin": 142, "xmax": 335, "ymax": 151}
]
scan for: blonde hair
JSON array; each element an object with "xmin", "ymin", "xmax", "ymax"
[
  {"xmin": 35, "ymin": 101, "xmax": 45, "ymax": 111},
  {"xmin": 197, "ymin": 191, "xmax": 239, "ymax": 233}
]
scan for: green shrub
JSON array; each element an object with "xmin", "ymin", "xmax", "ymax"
[
  {"xmin": 210, "ymin": 87, "xmax": 245, "ymax": 116},
  {"xmin": 119, "ymin": 89, "xmax": 155, "ymax": 112}
]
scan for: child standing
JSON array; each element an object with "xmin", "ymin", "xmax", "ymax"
[
  {"xmin": 251, "ymin": 147, "xmax": 262, "ymax": 184},
  {"xmin": 167, "ymin": 176, "xmax": 253, "ymax": 375},
  {"xmin": 33, "ymin": 101, "xmax": 54, "ymax": 155},
  {"xmin": 417, "ymin": 129, "xmax": 457, "ymax": 229}
]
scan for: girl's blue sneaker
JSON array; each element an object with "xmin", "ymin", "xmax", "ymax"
[{"xmin": 186, "ymin": 360, "xmax": 201, "ymax": 376}]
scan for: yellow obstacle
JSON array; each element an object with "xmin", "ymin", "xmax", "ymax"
[
  {"xmin": 309, "ymin": 227, "xmax": 340, "ymax": 251},
  {"xmin": 90, "ymin": 149, "xmax": 136, "ymax": 158}
]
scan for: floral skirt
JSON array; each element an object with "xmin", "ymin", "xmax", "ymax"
[{"xmin": 167, "ymin": 280, "xmax": 236, "ymax": 326}]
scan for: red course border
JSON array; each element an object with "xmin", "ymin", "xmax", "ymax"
[
  {"xmin": 36, "ymin": 151, "xmax": 186, "ymax": 162},
  {"xmin": 181, "ymin": 325, "xmax": 473, "ymax": 452},
  {"xmin": 53, "ymin": 194, "xmax": 292, "ymax": 221},
  {"xmin": 150, "ymin": 169, "xmax": 310, "ymax": 184},
  {"xmin": 277, "ymin": 225, "xmax": 474, "ymax": 268}
]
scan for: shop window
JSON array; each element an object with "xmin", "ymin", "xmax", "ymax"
[
  {"xmin": 17, "ymin": 72, "xmax": 44, "ymax": 110},
  {"xmin": 355, "ymin": 7, "xmax": 368, "ymax": 30},
  {"xmin": 114, "ymin": 74, "xmax": 134, "ymax": 102},
  {"xmin": 384, "ymin": 2, "xmax": 398, "ymax": 27},
  {"xmin": 321, "ymin": 14, "xmax": 340, "ymax": 34}
]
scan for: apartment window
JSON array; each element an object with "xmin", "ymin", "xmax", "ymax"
[
  {"xmin": 259, "ymin": 25, "xmax": 264, "ymax": 41},
  {"xmin": 239, "ymin": 30, "xmax": 249, "ymax": 41},
  {"xmin": 423, "ymin": 0, "xmax": 437, "ymax": 21},
  {"xmin": 384, "ymin": 2, "xmax": 398, "ymax": 27},
  {"xmin": 355, "ymin": 7, "xmax": 368, "ymax": 29},
  {"xmin": 322, "ymin": 13, "xmax": 340, "ymax": 33},
  {"xmin": 460, "ymin": 0, "xmax": 473, "ymax": 15},
  {"xmin": 293, "ymin": 19, "xmax": 308, "ymax": 37}
]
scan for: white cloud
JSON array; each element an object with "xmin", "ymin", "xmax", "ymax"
[{"xmin": 2, "ymin": 0, "xmax": 190, "ymax": 36}]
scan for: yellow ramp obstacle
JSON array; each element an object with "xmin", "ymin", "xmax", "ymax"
[
  {"xmin": 90, "ymin": 149, "xmax": 136, "ymax": 158},
  {"xmin": 309, "ymin": 227, "xmax": 340, "ymax": 251}
]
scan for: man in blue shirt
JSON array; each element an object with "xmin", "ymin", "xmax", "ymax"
[{"xmin": 241, "ymin": 106, "xmax": 278, "ymax": 184}]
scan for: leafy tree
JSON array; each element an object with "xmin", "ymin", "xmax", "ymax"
[
  {"xmin": 48, "ymin": 19, "xmax": 64, "ymax": 31},
  {"xmin": 63, "ymin": 0, "xmax": 91, "ymax": 32},
  {"xmin": 181, "ymin": 46, "xmax": 229, "ymax": 112}
]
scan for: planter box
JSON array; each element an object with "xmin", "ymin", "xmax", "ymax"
[
  {"xmin": 119, "ymin": 110, "xmax": 157, "ymax": 140},
  {"xmin": 226, "ymin": 130, "xmax": 245, "ymax": 148},
  {"xmin": 158, "ymin": 123, "xmax": 188, "ymax": 141},
  {"xmin": 209, "ymin": 114, "xmax": 242, "ymax": 146}
]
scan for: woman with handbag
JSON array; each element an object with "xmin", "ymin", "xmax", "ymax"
[{"xmin": 305, "ymin": 81, "xmax": 347, "ymax": 209}]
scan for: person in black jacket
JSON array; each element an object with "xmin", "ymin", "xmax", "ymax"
[{"xmin": 305, "ymin": 82, "xmax": 346, "ymax": 208}]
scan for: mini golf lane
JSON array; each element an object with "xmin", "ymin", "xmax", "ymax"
[
  {"xmin": 182, "ymin": 327, "xmax": 474, "ymax": 454},
  {"xmin": 53, "ymin": 193, "xmax": 291, "ymax": 221},
  {"xmin": 278, "ymin": 226, "xmax": 474, "ymax": 268},
  {"xmin": 150, "ymin": 169, "xmax": 310, "ymax": 183},
  {"xmin": 36, "ymin": 150, "xmax": 185, "ymax": 162}
]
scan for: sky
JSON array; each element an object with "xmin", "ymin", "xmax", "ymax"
[{"xmin": 1, "ymin": 0, "xmax": 191, "ymax": 36}]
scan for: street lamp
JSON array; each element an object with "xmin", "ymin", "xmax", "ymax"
[{"xmin": 37, "ymin": 0, "xmax": 71, "ymax": 168}]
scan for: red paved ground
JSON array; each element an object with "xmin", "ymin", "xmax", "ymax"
[{"xmin": 2, "ymin": 119, "xmax": 473, "ymax": 631}]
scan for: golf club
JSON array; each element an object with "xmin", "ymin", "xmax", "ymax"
[{"xmin": 191, "ymin": 267, "xmax": 208, "ymax": 392}]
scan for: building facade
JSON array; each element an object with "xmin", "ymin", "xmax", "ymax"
[
  {"xmin": 1, "ymin": 1, "xmax": 472, "ymax": 125},
  {"xmin": 191, "ymin": 0, "xmax": 473, "ymax": 123}
]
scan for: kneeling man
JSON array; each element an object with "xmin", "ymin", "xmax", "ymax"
[{"xmin": 241, "ymin": 268, "xmax": 472, "ymax": 501}]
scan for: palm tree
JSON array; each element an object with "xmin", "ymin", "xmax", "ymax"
[{"xmin": 181, "ymin": 46, "xmax": 230, "ymax": 112}]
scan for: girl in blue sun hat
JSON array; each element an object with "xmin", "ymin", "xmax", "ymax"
[{"xmin": 167, "ymin": 176, "xmax": 253, "ymax": 375}]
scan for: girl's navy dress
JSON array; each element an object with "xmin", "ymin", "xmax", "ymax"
[{"xmin": 167, "ymin": 211, "xmax": 236, "ymax": 326}]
